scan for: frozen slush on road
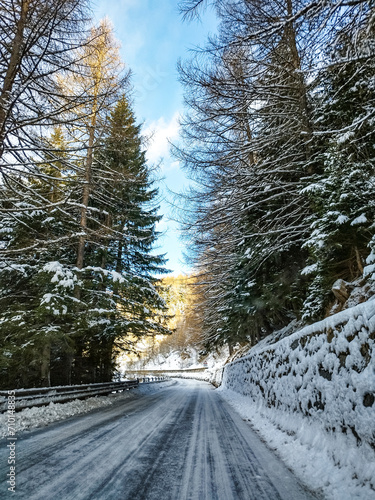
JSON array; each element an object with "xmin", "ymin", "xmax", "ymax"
[{"xmin": 0, "ymin": 379, "xmax": 318, "ymax": 500}]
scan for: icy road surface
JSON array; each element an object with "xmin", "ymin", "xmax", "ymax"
[{"xmin": 1, "ymin": 379, "xmax": 320, "ymax": 500}]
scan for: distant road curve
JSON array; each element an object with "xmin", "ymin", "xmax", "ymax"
[{"xmin": 0, "ymin": 379, "xmax": 320, "ymax": 500}]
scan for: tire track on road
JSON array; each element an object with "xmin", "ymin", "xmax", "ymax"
[{"xmin": 0, "ymin": 380, "xmax": 321, "ymax": 500}]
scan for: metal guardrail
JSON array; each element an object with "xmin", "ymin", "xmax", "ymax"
[
  {"xmin": 0, "ymin": 377, "xmax": 169, "ymax": 412},
  {"xmin": 126, "ymin": 368, "xmax": 208, "ymax": 375},
  {"xmin": 0, "ymin": 380, "xmax": 141, "ymax": 412},
  {"xmin": 140, "ymin": 377, "xmax": 168, "ymax": 383}
]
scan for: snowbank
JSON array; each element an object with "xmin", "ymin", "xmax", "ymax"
[
  {"xmin": 219, "ymin": 388, "xmax": 375, "ymax": 500},
  {"xmin": 219, "ymin": 299, "xmax": 375, "ymax": 499}
]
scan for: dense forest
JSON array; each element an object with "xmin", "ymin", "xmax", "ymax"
[
  {"xmin": 175, "ymin": 0, "xmax": 375, "ymax": 350},
  {"xmin": 1, "ymin": 0, "xmax": 375, "ymax": 388},
  {"xmin": 0, "ymin": 1, "xmax": 170, "ymax": 388}
]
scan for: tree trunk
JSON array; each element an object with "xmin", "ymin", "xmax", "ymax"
[
  {"xmin": 0, "ymin": 0, "xmax": 30, "ymax": 159},
  {"xmin": 72, "ymin": 341, "xmax": 84, "ymax": 384},
  {"xmin": 100, "ymin": 338, "xmax": 114, "ymax": 382},
  {"xmin": 76, "ymin": 123, "xmax": 95, "ymax": 269},
  {"xmin": 40, "ymin": 342, "xmax": 51, "ymax": 387},
  {"xmin": 285, "ymin": 0, "xmax": 313, "ymax": 167},
  {"xmin": 355, "ymin": 247, "xmax": 364, "ymax": 275}
]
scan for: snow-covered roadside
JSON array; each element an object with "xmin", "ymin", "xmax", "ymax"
[
  {"xmin": 0, "ymin": 380, "xmax": 175, "ymax": 438},
  {"xmin": 219, "ymin": 387, "xmax": 375, "ymax": 500},
  {"xmin": 217, "ymin": 300, "xmax": 375, "ymax": 500},
  {"xmin": 169, "ymin": 368, "xmax": 224, "ymax": 387},
  {"xmin": 169, "ymin": 372, "xmax": 211, "ymax": 381}
]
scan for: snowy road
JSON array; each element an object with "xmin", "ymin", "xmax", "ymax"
[{"xmin": 1, "ymin": 379, "xmax": 319, "ymax": 500}]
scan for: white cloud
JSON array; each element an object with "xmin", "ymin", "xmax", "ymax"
[{"xmin": 144, "ymin": 112, "xmax": 180, "ymax": 166}]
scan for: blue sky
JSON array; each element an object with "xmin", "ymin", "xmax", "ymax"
[{"xmin": 92, "ymin": 0, "xmax": 218, "ymax": 275}]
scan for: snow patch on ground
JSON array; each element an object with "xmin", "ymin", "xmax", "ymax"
[
  {"xmin": 0, "ymin": 380, "xmax": 175, "ymax": 437},
  {"xmin": 219, "ymin": 388, "xmax": 375, "ymax": 500}
]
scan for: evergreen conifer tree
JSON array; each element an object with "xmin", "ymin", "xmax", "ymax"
[{"xmin": 302, "ymin": 12, "xmax": 375, "ymax": 319}]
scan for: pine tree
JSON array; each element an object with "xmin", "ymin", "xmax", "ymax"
[
  {"xmin": 71, "ymin": 95, "xmax": 170, "ymax": 382},
  {"xmin": 0, "ymin": 19, "xmax": 170, "ymax": 388},
  {"xmin": 302, "ymin": 9, "xmax": 375, "ymax": 319},
  {"xmin": 175, "ymin": 0, "xmax": 320, "ymax": 347},
  {"xmin": 176, "ymin": 0, "xmax": 375, "ymax": 347},
  {"xmin": 0, "ymin": 136, "xmax": 78, "ymax": 388}
]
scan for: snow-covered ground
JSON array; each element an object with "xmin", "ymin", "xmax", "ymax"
[
  {"xmin": 0, "ymin": 380, "xmax": 175, "ymax": 438},
  {"xmin": 0, "ymin": 379, "xmax": 317, "ymax": 500},
  {"xmin": 153, "ymin": 299, "xmax": 375, "ymax": 499},
  {"xmin": 2, "ymin": 300, "xmax": 374, "ymax": 499},
  {"xmin": 219, "ymin": 388, "xmax": 375, "ymax": 500},
  {"xmin": 219, "ymin": 299, "xmax": 375, "ymax": 500}
]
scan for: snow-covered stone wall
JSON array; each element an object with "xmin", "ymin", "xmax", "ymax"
[
  {"xmin": 169, "ymin": 368, "xmax": 224, "ymax": 386},
  {"xmin": 222, "ymin": 300, "xmax": 375, "ymax": 447}
]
